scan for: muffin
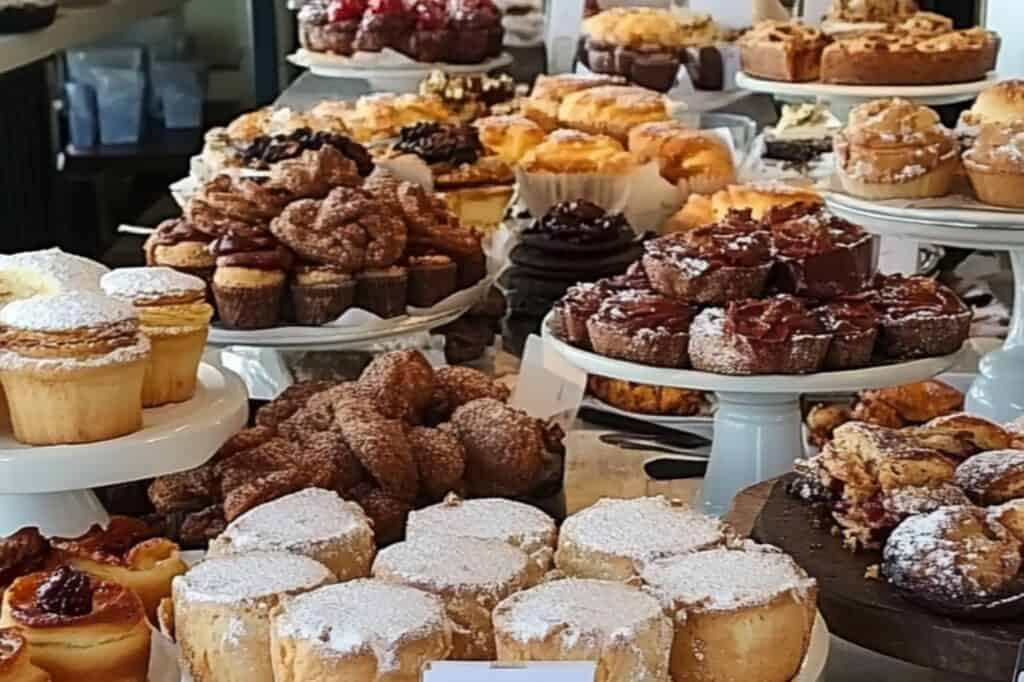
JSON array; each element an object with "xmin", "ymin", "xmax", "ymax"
[
  {"xmin": 209, "ymin": 232, "xmax": 293, "ymax": 330},
  {"xmin": 557, "ymin": 85, "xmax": 672, "ymax": 142},
  {"xmin": 963, "ymin": 121, "xmax": 1024, "ymax": 209},
  {"xmin": 407, "ymin": 255, "xmax": 458, "ymax": 307},
  {"xmin": 869, "ymin": 274, "xmax": 971, "ymax": 359},
  {"xmin": 356, "ymin": 266, "xmax": 409, "ymax": 318},
  {"xmin": 586, "ymin": 291, "xmax": 697, "ymax": 368},
  {"xmin": 447, "ymin": 0, "xmax": 504, "ymax": 64},
  {"xmin": 520, "ymin": 73, "xmax": 625, "ymax": 132},
  {"xmin": 101, "ymin": 267, "xmax": 214, "ymax": 407},
  {"xmin": 628, "ymin": 120, "xmax": 736, "ymax": 194},
  {"xmin": 815, "ymin": 299, "xmax": 880, "ymax": 370},
  {"xmin": 143, "ymin": 218, "xmax": 217, "ymax": 289},
  {"xmin": 290, "ymin": 264, "xmax": 356, "ymax": 325}
]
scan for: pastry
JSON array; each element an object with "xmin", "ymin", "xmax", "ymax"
[
  {"xmin": 954, "ymin": 450, "xmax": 1024, "ymax": 505},
  {"xmin": 835, "ymin": 98, "xmax": 959, "ymax": 200},
  {"xmin": 447, "ymin": 0, "xmax": 504, "ymax": 64},
  {"xmin": 269, "ymin": 579, "xmax": 451, "ymax": 682},
  {"xmin": 405, "ymin": 426, "xmax": 465, "ymax": 500},
  {"xmin": 964, "ymin": 121, "xmax": 1024, "ymax": 209},
  {"xmin": 555, "ymin": 496, "xmax": 726, "ymax": 580},
  {"xmin": 738, "ymin": 22, "xmax": 828, "ymax": 83},
  {"xmin": 208, "ymin": 232, "xmax": 293, "ymax": 330},
  {"xmin": 0, "ymin": 1, "xmax": 56, "ymax": 33},
  {"xmin": 355, "ymin": 266, "xmax": 409, "ymax": 318},
  {"xmin": 826, "ymin": 0, "xmax": 919, "ymax": 23},
  {"xmin": 0, "ymin": 568, "xmax": 150, "ymax": 682},
  {"xmin": 867, "ymin": 274, "xmax": 971, "ymax": 359},
  {"xmin": 100, "ymin": 267, "xmax": 213, "ymax": 406},
  {"xmin": 0, "ymin": 292, "xmax": 148, "ymax": 445},
  {"xmin": 474, "ymin": 115, "xmax": 545, "ymax": 165},
  {"xmin": 586, "ymin": 291, "xmax": 696, "ymax": 368},
  {"xmin": 907, "ymin": 413, "xmax": 1012, "ymax": 460},
  {"xmin": 431, "ymin": 365, "xmax": 510, "ymax": 413},
  {"xmin": 689, "ymin": 296, "xmax": 832, "ymax": 375},
  {"xmin": 557, "ymin": 85, "xmax": 672, "ymax": 142},
  {"xmin": 857, "ymin": 379, "xmax": 964, "ymax": 425},
  {"xmin": 588, "ymin": 376, "xmax": 709, "ymax": 417},
  {"xmin": 173, "ymin": 552, "xmax": 335, "ymax": 682},
  {"xmin": 313, "ymin": 94, "xmax": 454, "ymax": 144},
  {"xmin": 290, "ymin": 265, "xmax": 355, "ymax": 325},
  {"xmin": 957, "ymin": 80, "xmax": 1024, "ymax": 140},
  {"xmin": 0, "ymin": 530, "xmax": 49, "ymax": 592},
  {"xmin": 627, "ymin": 121, "xmax": 735, "ymax": 194},
  {"xmin": 406, "ymin": 255, "xmax": 457, "ymax": 307},
  {"xmin": 333, "ymin": 402, "xmax": 420, "ymax": 503},
  {"xmin": 373, "ymin": 536, "xmax": 532, "ymax": 659},
  {"xmin": 406, "ymin": 494, "xmax": 557, "ymax": 576},
  {"xmin": 518, "ymin": 129, "xmax": 637, "ymax": 176},
  {"xmin": 667, "ymin": 182, "xmax": 823, "ymax": 232},
  {"xmin": 549, "ymin": 282, "xmax": 610, "ymax": 349},
  {"xmin": 48, "ymin": 516, "xmax": 187, "ymax": 623},
  {"xmin": 208, "ymin": 488, "xmax": 375, "ymax": 581},
  {"xmin": 0, "ymin": 248, "xmax": 108, "ymax": 307},
  {"xmin": 419, "ymin": 70, "xmax": 518, "ymax": 124},
  {"xmin": 143, "ymin": 219, "xmax": 217, "ymax": 289},
  {"xmin": 640, "ymin": 545, "xmax": 818, "ymax": 682},
  {"xmin": 492, "ymin": 578, "xmax": 673, "ymax": 682},
  {"xmin": 814, "ymin": 300, "xmax": 879, "ymax": 370},
  {"xmin": 239, "ymin": 128, "xmax": 374, "ymax": 177},
  {"xmin": 764, "ymin": 103, "xmax": 842, "ymax": 165},
  {"xmin": 520, "ymin": 73, "xmax": 624, "ymax": 132},
  {"xmin": 0, "ymin": 629, "xmax": 49, "ymax": 682},
  {"xmin": 989, "ymin": 499, "xmax": 1024, "ymax": 544}
]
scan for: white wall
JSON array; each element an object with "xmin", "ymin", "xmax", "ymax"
[{"xmin": 985, "ymin": 0, "xmax": 1024, "ymax": 78}]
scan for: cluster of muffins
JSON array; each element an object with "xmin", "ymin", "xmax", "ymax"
[
  {"xmin": 296, "ymin": 0, "xmax": 504, "ymax": 64},
  {"xmin": 0, "ymin": 249, "xmax": 212, "ymax": 445},
  {"xmin": 550, "ymin": 202, "xmax": 970, "ymax": 374}
]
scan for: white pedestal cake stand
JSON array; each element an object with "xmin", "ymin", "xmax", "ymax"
[
  {"xmin": 542, "ymin": 314, "xmax": 960, "ymax": 517},
  {"xmin": 827, "ymin": 192, "xmax": 1024, "ymax": 423},
  {"xmin": 0, "ymin": 363, "xmax": 249, "ymax": 538}
]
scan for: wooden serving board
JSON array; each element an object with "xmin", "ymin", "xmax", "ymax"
[{"xmin": 752, "ymin": 475, "xmax": 1024, "ymax": 681}]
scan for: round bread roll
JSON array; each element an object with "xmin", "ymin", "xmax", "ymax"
[
  {"xmin": 373, "ymin": 536, "xmax": 532, "ymax": 660},
  {"xmin": 0, "ymin": 629, "xmax": 50, "ymax": 682},
  {"xmin": 173, "ymin": 552, "xmax": 335, "ymax": 682},
  {"xmin": 640, "ymin": 545, "xmax": 818, "ymax": 682},
  {"xmin": 558, "ymin": 85, "xmax": 672, "ymax": 142},
  {"xmin": 521, "ymin": 74, "xmax": 625, "ymax": 131},
  {"xmin": 0, "ymin": 568, "xmax": 151, "ymax": 682},
  {"xmin": 627, "ymin": 121, "xmax": 736, "ymax": 195},
  {"xmin": 959, "ymin": 80, "xmax": 1024, "ymax": 132},
  {"xmin": 556, "ymin": 497, "xmax": 727, "ymax": 580},
  {"xmin": 270, "ymin": 580, "xmax": 452, "ymax": 682},
  {"xmin": 406, "ymin": 494, "xmax": 558, "ymax": 576},
  {"xmin": 207, "ymin": 488, "xmax": 375, "ymax": 581},
  {"xmin": 954, "ymin": 450, "xmax": 1024, "ymax": 505},
  {"xmin": 493, "ymin": 578, "xmax": 673, "ymax": 682}
]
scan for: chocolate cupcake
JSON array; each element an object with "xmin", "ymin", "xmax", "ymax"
[
  {"xmin": 403, "ymin": 0, "xmax": 451, "ymax": 63},
  {"xmin": 356, "ymin": 266, "xmax": 409, "ymax": 318},
  {"xmin": 407, "ymin": 255, "xmax": 458, "ymax": 307},
  {"xmin": 209, "ymin": 232, "xmax": 294, "ymax": 330},
  {"xmin": 587, "ymin": 290, "xmax": 696, "ymax": 368},
  {"xmin": 0, "ymin": 0, "xmax": 56, "ymax": 33},
  {"xmin": 291, "ymin": 265, "xmax": 356, "ymax": 326},
  {"xmin": 550, "ymin": 282, "xmax": 608, "ymax": 349},
  {"xmin": 299, "ymin": 0, "xmax": 362, "ymax": 55},
  {"xmin": 869, "ymin": 274, "xmax": 971, "ymax": 360},
  {"xmin": 447, "ymin": 0, "xmax": 504, "ymax": 64},
  {"xmin": 815, "ymin": 299, "xmax": 879, "ymax": 370},
  {"xmin": 354, "ymin": 0, "xmax": 412, "ymax": 53}
]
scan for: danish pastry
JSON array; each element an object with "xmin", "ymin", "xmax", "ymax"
[{"xmin": 627, "ymin": 121, "xmax": 736, "ymax": 194}]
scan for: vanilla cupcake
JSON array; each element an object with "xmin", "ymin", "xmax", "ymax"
[
  {"xmin": 964, "ymin": 121, "xmax": 1024, "ymax": 209},
  {"xmin": 0, "ymin": 292, "xmax": 149, "ymax": 445},
  {"xmin": 835, "ymin": 98, "xmax": 959, "ymax": 200},
  {"xmin": 101, "ymin": 267, "xmax": 213, "ymax": 407}
]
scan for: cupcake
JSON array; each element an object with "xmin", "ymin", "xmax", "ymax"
[
  {"xmin": 407, "ymin": 255, "xmax": 457, "ymax": 307},
  {"xmin": 815, "ymin": 299, "xmax": 879, "ymax": 370},
  {"xmin": 354, "ymin": 0, "xmax": 412, "ymax": 52},
  {"xmin": 963, "ymin": 121, "xmax": 1024, "ymax": 209},
  {"xmin": 404, "ymin": 0, "xmax": 451, "ymax": 63},
  {"xmin": 300, "ymin": 0, "xmax": 363, "ymax": 56},
  {"xmin": 0, "ymin": 292, "xmax": 149, "ymax": 445},
  {"xmin": 209, "ymin": 232, "xmax": 294, "ymax": 330},
  {"xmin": 448, "ymin": 0, "xmax": 504, "ymax": 64},
  {"xmin": 144, "ymin": 218, "xmax": 217, "ymax": 289},
  {"xmin": 869, "ymin": 274, "xmax": 971, "ymax": 360},
  {"xmin": 290, "ymin": 264, "xmax": 356, "ymax": 325},
  {"xmin": 101, "ymin": 267, "xmax": 214, "ymax": 407},
  {"xmin": 0, "ymin": 0, "xmax": 56, "ymax": 33},
  {"xmin": 356, "ymin": 266, "xmax": 409, "ymax": 318},
  {"xmin": 587, "ymin": 290, "xmax": 696, "ymax": 368}
]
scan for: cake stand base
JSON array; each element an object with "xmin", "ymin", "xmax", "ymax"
[{"xmin": 0, "ymin": 491, "xmax": 109, "ymax": 538}]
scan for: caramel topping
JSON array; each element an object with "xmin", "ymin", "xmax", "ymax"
[
  {"xmin": 51, "ymin": 517, "xmax": 158, "ymax": 568},
  {"xmin": 817, "ymin": 301, "xmax": 880, "ymax": 334},
  {"xmin": 1, "ymin": 319, "xmax": 142, "ymax": 362},
  {"xmin": 872, "ymin": 274, "xmax": 967, "ymax": 318},
  {"xmin": 725, "ymin": 296, "xmax": 825, "ymax": 342}
]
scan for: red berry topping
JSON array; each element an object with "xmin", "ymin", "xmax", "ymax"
[
  {"xmin": 367, "ymin": 0, "xmax": 407, "ymax": 16},
  {"xmin": 411, "ymin": 0, "xmax": 447, "ymax": 29},
  {"xmin": 328, "ymin": 0, "xmax": 367, "ymax": 21},
  {"xmin": 458, "ymin": 0, "xmax": 498, "ymax": 11}
]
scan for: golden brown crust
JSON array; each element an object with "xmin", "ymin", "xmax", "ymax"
[
  {"xmin": 961, "ymin": 80, "xmax": 1024, "ymax": 129},
  {"xmin": 322, "ymin": 94, "xmax": 454, "ymax": 143},
  {"xmin": 584, "ymin": 7, "xmax": 710, "ymax": 48},
  {"xmin": 49, "ymin": 517, "xmax": 161, "ymax": 568},
  {"xmin": 521, "ymin": 74, "xmax": 625, "ymax": 131},
  {"xmin": 474, "ymin": 115, "xmax": 546, "ymax": 165},
  {"xmin": 738, "ymin": 21, "xmax": 828, "ymax": 82},
  {"xmin": 627, "ymin": 121, "xmax": 736, "ymax": 191},
  {"xmin": 3, "ymin": 571, "xmax": 144, "ymax": 631},
  {"xmin": 519, "ymin": 130, "xmax": 638, "ymax": 175},
  {"xmin": 964, "ymin": 121, "xmax": 1024, "ymax": 175},
  {"xmin": 666, "ymin": 183, "xmax": 822, "ymax": 232},
  {"xmin": 557, "ymin": 85, "xmax": 672, "ymax": 142},
  {"xmin": 588, "ymin": 376, "xmax": 708, "ymax": 417}
]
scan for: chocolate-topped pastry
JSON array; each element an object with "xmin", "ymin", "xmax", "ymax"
[
  {"xmin": 209, "ymin": 231, "xmax": 294, "ymax": 329},
  {"xmin": 815, "ymin": 299, "xmax": 879, "ymax": 370},
  {"xmin": 642, "ymin": 215, "xmax": 774, "ymax": 305},
  {"xmin": 394, "ymin": 121, "xmax": 484, "ymax": 168},
  {"xmin": 404, "ymin": 0, "xmax": 451, "ymax": 63},
  {"xmin": 521, "ymin": 200, "xmax": 635, "ymax": 253},
  {"xmin": 299, "ymin": 0, "xmax": 361, "ymax": 55},
  {"xmin": 407, "ymin": 254, "xmax": 458, "ymax": 307},
  {"xmin": 868, "ymin": 274, "xmax": 971, "ymax": 359},
  {"xmin": 766, "ymin": 203, "xmax": 875, "ymax": 299},
  {"xmin": 586, "ymin": 291, "xmax": 696, "ymax": 368},
  {"xmin": 241, "ymin": 128, "xmax": 374, "ymax": 176},
  {"xmin": 0, "ymin": 529, "xmax": 48, "ymax": 591},
  {"xmin": 144, "ymin": 218, "xmax": 217, "ymax": 289},
  {"xmin": 690, "ymin": 295, "xmax": 832, "ymax": 375},
  {"xmin": 550, "ymin": 281, "xmax": 608, "ymax": 348},
  {"xmin": 354, "ymin": 0, "xmax": 412, "ymax": 52},
  {"xmin": 448, "ymin": 0, "xmax": 504, "ymax": 64}
]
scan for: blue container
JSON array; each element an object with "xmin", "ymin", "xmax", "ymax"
[
  {"xmin": 93, "ymin": 67, "xmax": 145, "ymax": 145},
  {"xmin": 161, "ymin": 78, "xmax": 203, "ymax": 129},
  {"xmin": 151, "ymin": 60, "xmax": 205, "ymax": 123},
  {"xmin": 66, "ymin": 47, "xmax": 144, "ymax": 88},
  {"xmin": 64, "ymin": 82, "xmax": 98, "ymax": 148}
]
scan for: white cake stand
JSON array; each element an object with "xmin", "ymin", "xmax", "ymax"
[
  {"xmin": 0, "ymin": 363, "xmax": 249, "ymax": 538},
  {"xmin": 542, "ymin": 314, "xmax": 960, "ymax": 517},
  {"xmin": 288, "ymin": 50, "xmax": 513, "ymax": 92},
  {"xmin": 827, "ymin": 192, "xmax": 1024, "ymax": 423}
]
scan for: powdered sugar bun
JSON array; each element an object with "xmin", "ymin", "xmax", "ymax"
[
  {"xmin": 954, "ymin": 450, "xmax": 1024, "ymax": 505},
  {"xmin": 493, "ymin": 578, "xmax": 673, "ymax": 682},
  {"xmin": 270, "ymin": 580, "xmax": 452, "ymax": 682},
  {"xmin": 373, "ymin": 536, "xmax": 532, "ymax": 660},
  {"xmin": 208, "ymin": 489, "xmax": 375, "ymax": 582},
  {"xmin": 101, "ymin": 267, "xmax": 206, "ymax": 305},
  {"xmin": 555, "ymin": 496, "xmax": 727, "ymax": 580},
  {"xmin": 0, "ymin": 291, "xmax": 135, "ymax": 332}
]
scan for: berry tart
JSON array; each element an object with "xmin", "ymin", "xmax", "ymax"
[
  {"xmin": 354, "ymin": 0, "xmax": 412, "ymax": 53},
  {"xmin": 689, "ymin": 295, "xmax": 832, "ymax": 375},
  {"xmin": 299, "ymin": 0, "xmax": 364, "ymax": 56},
  {"xmin": 814, "ymin": 298, "xmax": 880, "ymax": 370},
  {"xmin": 867, "ymin": 274, "xmax": 971, "ymax": 359},
  {"xmin": 585, "ymin": 290, "xmax": 696, "ymax": 368}
]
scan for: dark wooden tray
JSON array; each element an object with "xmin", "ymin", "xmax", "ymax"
[{"xmin": 752, "ymin": 475, "xmax": 1024, "ymax": 681}]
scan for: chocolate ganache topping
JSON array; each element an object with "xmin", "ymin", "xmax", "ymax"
[
  {"xmin": 817, "ymin": 300, "xmax": 879, "ymax": 335},
  {"xmin": 242, "ymin": 128, "xmax": 374, "ymax": 176},
  {"xmin": 394, "ymin": 122, "xmax": 484, "ymax": 166},
  {"xmin": 871, "ymin": 274, "xmax": 968, "ymax": 319},
  {"xmin": 725, "ymin": 295, "xmax": 826, "ymax": 343},
  {"xmin": 209, "ymin": 231, "xmax": 294, "ymax": 270},
  {"xmin": 594, "ymin": 291, "xmax": 694, "ymax": 334},
  {"xmin": 525, "ymin": 200, "xmax": 631, "ymax": 245},
  {"xmin": 36, "ymin": 567, "xmax": 93, "ymax": 618},
  {"xmin": 646, "ymin": 219, "xmax": 772, "ymax": 271},
  {"xmin": 766, "ymin": 203, "xmax": 868, "ymax": 257}
]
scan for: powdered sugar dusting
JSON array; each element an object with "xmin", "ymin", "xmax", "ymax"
[
  {"xmin": 374, "ymin": 536, "xmax": 530, "ymax": 597},
  {"xmin": 954, "ymin": 450, "xmax": 1024, "ymax": 497},
  {"xmin": 0, "ymin": 291, "xmax": 135, "ymax": 331},
  {"xmin": 174, "ymin": 552, "xmax": 333, "ymax": 605},
  {"xmin": 640, "ymin": 545, "xmax": 816, "ymax": 613},
  {"xmin": 101, "ymin": 267, "xmax": 206, "ymax": 302},
  {"xmin": 0, "ymin": 248, "xmax": 109, "ymax": 293},
  {"xmin": 0, "ymin": 335, "xmax": 150, "ymax": 372}
]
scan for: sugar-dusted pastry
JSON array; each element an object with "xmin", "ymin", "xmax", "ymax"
[
  {"xmin": 519, "ymin": 130, "xmax": 638, "ymax": 176},
  {"xmin": 0, "ymin": 628, "xmax": 49, "ymax": 682},
  {"xmin": 269, "ymin": 580, "xmax": 452, "ymax": 682},
  {"xmin": 958, "ymin": 80, "xmax": 1024, "ymax": 138},
  {"xmin": 738, "ymin": 21, "xmax": 828, "ymax": 82},
  {"xmin": 867, "ymin": 274, "xmax": 971, "ymax": 360},
  {"xmin": 555, "ymin": 496, "xmax": 726, "ymax": 580},
  {"xmin": 641, "ymin": 545, "xmax": 818, "ymax": 682},
  {"xmin": 208, "ymin": 488, "xmax": 375, "ymax": 582},
  {"xmin": 0, "ymin": 568, "xmax": 151, "ymax": 682},
  {"xmin": 173, "ymin": 552, "xmax": 335, "ymax": 682},
  {"xmin": 373, "ymin": 536, "xmax": 532, "ymax": 659},
  {"xmin": 907, "ymin": 413, "xmax": 1012, "ymax": 460},
  {"xmin": 520, "ymin": 73, "xmax": 625, "ymax": 132},
  {"xmin": 557, "ymin": 85, "xmax": 672, "ymax": 142},
  {"xmin": 49, "ymin": 516, "xmax": 187, "ymax": 623},
  {"xmin": 586, "ymin": 291, "xmax": 696, "ymax": 369},
  {"xmin": 814, "ymin": 300, "xmax": 879, "ymax": 370},
  {"xmin": 964, "ymin": 121, "xmax": 1024, "ymax": 209},
  {"xmin": 0, "ymin": 292, "xmax": 149, "ymax": 445},
  {"xmin": 0, "ymin": 248, "xmax": 109, "ymax": 306},
  {"xmin": 101, "ymin": 267, "xmax": 213, "ymax": 406},
  {"xmin": 315, "ymin": 93, "xmax": 454, "ymax": 144},
  {"xmin": 473, "ymin": 115, "xmax": 546, "ymax": 165},
  {"xmin": 493, "ymin": 578, "xmax": 673, "ymax": 682},
  {"xmin": 954, "ymin": 450, "xmax": 1024, "ymax": 506},
  {"xmin": 628, "ymin": 121, "xmax": 735, "ymax": 194}
]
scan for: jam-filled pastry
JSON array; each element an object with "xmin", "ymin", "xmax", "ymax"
[
  {"xmin": 0, "ymin": 628, "xmax": 50, "ymax": 682},
  {"xmin": 48, "ymin": 516, "xmax": 187, "ymax": 624},
  {"xmin": 0, "ymin": 567, "xmax": 151, "ymax": 682},
  {"xmin": 0, "ymin": 530, "xmax": 49, "ymax": 593}
]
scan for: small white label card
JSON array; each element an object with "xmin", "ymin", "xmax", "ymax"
[
  {"xmin": 511, "ymin": 335, "xmax": 587, "ymax": 428},
  {"xmin": 423, "ymin": 661, "xmax": 597, "ymax": 682},
  {"xmin": 545, "ymin": 0, "xmax": 586, "ymax": 74}
]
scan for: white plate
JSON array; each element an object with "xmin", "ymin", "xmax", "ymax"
[
  {"xmin": 737, "ymin": 71, "xmax": 997, "ymax": 104},
  {"xmin": 0, "ymin": 363, "xmax": 248, "ymax": 494},
  {"xmin": 288, "ymin": 49, "xmax": 513, "ymax": 83},
  {"xmin": 800, "ymin": 614, "xmax": 831, "ymax": 682},
  {"xmin": 826, "ymin": 191, "xmax": 1024, "ymax": 234}
]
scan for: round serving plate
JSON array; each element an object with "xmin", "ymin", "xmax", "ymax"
[{"xmin": 0, "ymin": 363, "xmax": 248, "ymax": 537}]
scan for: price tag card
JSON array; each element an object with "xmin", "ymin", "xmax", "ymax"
[
  {"xmin": 424, "ymin": 662, "xmax": 597, "ymax": 682},
  {"xmin": 511, "ymin": 335, "xmax": 587, "ymax": 429},
  {"xmin": 545, "ymin": 0, "xmax": 586, "ymax": 74}
]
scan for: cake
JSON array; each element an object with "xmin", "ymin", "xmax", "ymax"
[
  {"xmin": 738, "ymin": 21, "xmax": 828, "ymax": 82},
  {"xmin": 867, "ymin": 274, "xmax": 971, "ymax": 359},
  {"xmin": 585, "ymin": 291, "xmax": 696, "ymax": 368}
]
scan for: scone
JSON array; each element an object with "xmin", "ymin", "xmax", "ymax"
[
  {"xmin": 555, "ymin": 497, "xmax": 726, "ymax": 580},
  {"xmin": 269, "ymin": 580, "xmax": 452, "ymax": 682},
  {"xmin": 954, "ymin": 450, "xmax": 1024, "ymax": 505},
  {"xmin": 738, "ymin": 21, "xmax": 828, "ymax": 82},
  {"xmin": 835, "ymin": 98, "xmax": 959, "ymax": 199},
  {"xmin": 557, "ymin": 85, "xmax": 672, "ymax": 142},
  {"xmin": 373, "ymin": 536, "xmax": 532, "ymax": 659},
  {"xmin": 0, "ymin": 629, "xmax": 50, "ymax": 682},
  {"xmin": 208, "ymin": 488, "xmax": 375, "ymax": 582},
  {"xmin": 964, "ymin": 121, "xmax": 1024, "ymax": 209},
  {"xmin": 520, "ymin": 73, "xmax": 624, "ymax": 132},
  {"xmin": 493, "ymin": 578, "xmax": 673, "ymax": 682},
  {"xmin": 641, "ymin": 545, "xmax": 818, "ymax": 682},
  {"xmin": 101, "ymin": 267, "xmax": 213, "ymax": 406},
  {"xmin": 0, "ymin": 292, "xmax": 149, "ymax": 445},
  {"xmin": 173, "ymin": 553, "xmax": 335, "ymax": 682},
  {"xmin": 0, "ymin": 568, "xmax": 150, "ymax": 682},
  {"xmin": 628, "ymin": 121, "xmax": 735, "ymax": 194}
]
